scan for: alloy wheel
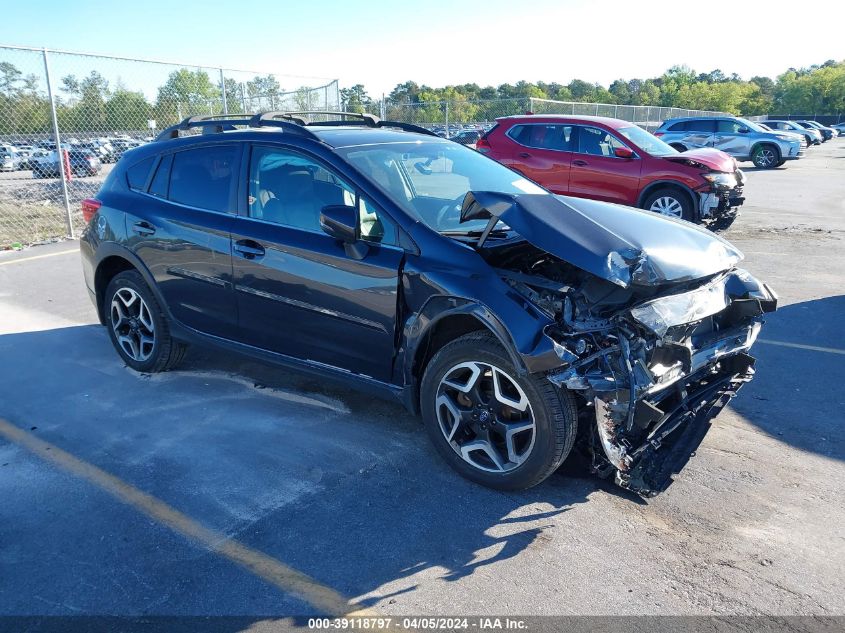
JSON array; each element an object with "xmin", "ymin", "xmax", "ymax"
[
  {"xmin": 649, "ymin": 196, "xmax": 683, "ymax": 217},
  {"xmin": 756, "ymin": 148, "xmax": 776, "ymax": 167},
  {"xmin": 110, "ymin": 287, "xmax": 155, "ymax": 362},
  {"xmin": 435, "ymin": 361, "xmax": 535, "ymax": 473}
]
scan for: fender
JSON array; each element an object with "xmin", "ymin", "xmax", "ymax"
[
  {"xmin": 636, "ymin": 179, "xmax": 698, "ymax": 210},
  {"xmin": 90, "ymin": 241, "xmax": 176, "ymax": 327},
  {"xmin": 398, "ymin": 295, "xmax": 563, "ymax": 407}
]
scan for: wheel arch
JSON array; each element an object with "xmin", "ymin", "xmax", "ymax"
[
  {"xmin": 401, "ymin": 297, "xmax": 527, "ymax": 415},
  {"xmin": 93, "ymin": 244, "xmax": 167, "ymax": 326},
  {"xmin": 750, "ymin": 141, "xmax": 781, "ymax": 161},
  {"xmin": 637, "ymin": 180, "xmax": 697, "ymax": 210}
]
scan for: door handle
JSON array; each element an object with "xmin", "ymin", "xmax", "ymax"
[
  {"xmin": 517, "ymin": 152, "xmax": 532, "ymax": 159},
  {"xmin": 131, "ymin": 221, "xmax": 155, "ymax": 236},
  {"xmin": 234, "ymin": 240, "xmax": 265, "ymax": 259},
  {"xmin": 572, "ymin": 159, "xmax": 588, "ymax": 167}
]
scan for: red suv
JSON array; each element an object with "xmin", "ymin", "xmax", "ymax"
[{"xmin": 477, "ymin": 115, "xmax": 746, "ymax": 226}]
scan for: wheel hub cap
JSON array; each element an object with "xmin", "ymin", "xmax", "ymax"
[
  {"xmin": 435, "ymin": 361, "xmax": 535, "ymax": 473},
  {"xmin": 110, "ymin": 287, "xmax": 155, "ymax": 362},
  {"xmin": 649, "ymin": 196, "xmax": 683, "ymax": 217}
]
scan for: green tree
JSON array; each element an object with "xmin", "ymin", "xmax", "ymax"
[
  {"xmin": 106, "ymin": 89, "xmax": 153, "ymax": 131},
  {"xmin": 340, "ymin": 84, "xmax": 373, "ymax": 113},
  {"xmin": 155, "ymin": 69, "xmax": 221, "ymax": 123}
]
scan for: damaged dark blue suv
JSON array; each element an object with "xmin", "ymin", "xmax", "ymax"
[{"xmin": 80, "ymin": 112, "xmax": 777, "ymax": 497}]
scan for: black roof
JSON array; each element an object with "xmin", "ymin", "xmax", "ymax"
[{"xmin": 152, "ymin": 111, "xmax": 443, "ymax": 149}]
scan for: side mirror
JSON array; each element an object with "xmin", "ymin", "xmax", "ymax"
[
  {"xmin": 320, "ymin": 204, "xmax": 359, "ymax": 243},
  {"xmin": 738, "ymin": 127, "xmax": 749, "ymax": 134},
  {"xmin": 613, "ymin": 146, "xmax": 635, "ymax": 159}
]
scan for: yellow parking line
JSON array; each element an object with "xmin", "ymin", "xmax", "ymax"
[
  {"xmin": 0, "ymin": 417, "xmax": 370, "ymax": 616},
  {"xmin": 758, "ymin": 338, "xmax": 845, "ymax": 356},
  {"xmin": 0, "ymin": 248, "xmax": 79, "ymax": 266}
]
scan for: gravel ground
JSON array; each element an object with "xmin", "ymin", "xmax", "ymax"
[{"xmin": 0, "ymin": 141, "xmax": 843, "ymax": 619}]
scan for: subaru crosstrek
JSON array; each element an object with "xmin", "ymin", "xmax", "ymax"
[
  {"xmin": 655, "ymin": 116, "xmax": 805, "ymax": 169},
  {"xmin": 477, "ymin": 115, "xmax": 745, "ymax": 226},
  {"xmin": 80, "ymin": 112, "xmax": 776, "ymax": 496}
]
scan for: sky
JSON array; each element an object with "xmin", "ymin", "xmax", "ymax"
[{"xmin": 2, "ymin": 0, "xmax": 844, "ymax": 97}]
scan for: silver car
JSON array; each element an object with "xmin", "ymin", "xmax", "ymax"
[
  {"xmin": 764, "ymin": 120, "xmax": 823, "ymax": 145},
  {"xmin": 655, "ymin": 116, "xmax": 805, "ymax": 169}
]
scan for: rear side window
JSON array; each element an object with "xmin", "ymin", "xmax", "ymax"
[
  {"xmin": 686, "ymin": 119, "xmax": 716, "ymax": 133},
  {"xmin": 125, "ymin": 157, "xmax": 154, "ymax": 191},
  {"xmin": 666, "ymin": 121, "xmax": 686, "ymax": 132},
  {"xmin": 148, "ymin": 154, "xmax": 173, "ymax": 198},
  {"xmin": 507, "ymin": 124, "xmax": 572, "ymax": 150},
  {"xmin": 168, "ymin": 146, "xmax": 237, "ymax": 212}
]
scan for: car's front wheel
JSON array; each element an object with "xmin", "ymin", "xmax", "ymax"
[
  {"xmin": 752, "ymin": 144, "xmax": 780, "ymax": 168},
  {"xmin": 104, "ymin": 270, "xmax": 187, "ymax": 373},
  {"xmin": 420, "ymin": 332, "xmax": 577, "ymax": 490},
  {"xmin": 642, "ymin": 187, "xmax": 695, "ymax": 222}
]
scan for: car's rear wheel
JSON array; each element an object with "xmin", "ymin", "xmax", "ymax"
[
  {"xmin": 642, "ymin": 187, "xmax": 695, "ymax": 222},
  {"xmin": 752, "ymin": 144, "xmax": 779, "ymax": 168},
  {"xmin": 420, "ymin": 332, "xmax": 577, "ymax": 490},
  {"xmin": 104, "ymin": 270, "xmax": 186, "ymax": 373}
]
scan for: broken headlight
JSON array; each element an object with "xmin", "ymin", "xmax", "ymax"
[{"xmin": 630, "ymin": 278, "xmax": 729, "ymax": 337}]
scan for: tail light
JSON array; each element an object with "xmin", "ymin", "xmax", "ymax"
[
  {"xmin": 81, "ymin": 198, "xmax": 101, "ymax": 223},
  {"xmin": 653, "ymin": 131, "xmax": 665, "ymax": 137},
  {"xmin": 475, "ymin": 136, "xmax": 491, "ymax": 154}
]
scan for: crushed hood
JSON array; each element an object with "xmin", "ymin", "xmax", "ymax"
[
  {"xmin": 665, "ymin": 148, "xmax": 735, "ymax": 172},
  {"xmin": 460, "ymin": 192, "xmax": 743, "ymax": 288}
]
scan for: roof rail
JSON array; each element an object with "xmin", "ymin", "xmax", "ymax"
[
  {"xmin": 285, "ymin": 111, "xmax": 438, "ymax": 137},
  {"xmin": 154, "ymin": 110, "xmax": 439, "ymax": 142}
]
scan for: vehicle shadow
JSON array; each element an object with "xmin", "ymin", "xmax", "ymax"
[
  {"xmin": 0, "ymin": 324, "xmax": 608, "ymax": 618},
  {"xmin": 728, "ymin": 294, "xmax": 845, "ymax": 462}
]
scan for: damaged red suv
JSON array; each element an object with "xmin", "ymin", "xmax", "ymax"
[{"xmin": 477, "ymin": 115, "xmax": 745, "ymax": 226}]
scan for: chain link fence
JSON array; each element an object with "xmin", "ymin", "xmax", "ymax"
[{"xmin": 0, "ymin": 44, "xmax": 339, "ymax": 247}]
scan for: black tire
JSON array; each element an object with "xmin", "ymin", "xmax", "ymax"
[
  {"xmin": 103, "ymin": 270, "xmax": 187, "ymax": 373},
  {"xmin": 775, "ymin": 159, "xmax": 786, "ymax": 167},
  {"xmin": 420, "ymin": 331, "xmax": 578, "ymax": 490},
  {"xmin": 641, "ymin": 187, "xmax": 696, "ymax": 222},
  {"xmin": 752, "ymin": 144, "xmax": 780, "ymax": 169},
  {"xmin": 669, "ymin": 143, "xmax": 687, "ymax": 152}
]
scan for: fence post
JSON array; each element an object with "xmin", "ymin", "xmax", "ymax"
[
  {"xmin": 381, "ymin": 94, "xmax": 386, "ymax": 119},
  {"xmin": 445, "ymin": 101, "xmax": 449, "ymax": 138},
  {"xmin": 219, "ymin": 68, "xmax": 228, "ymax": 115},
  {"xmin": 42, "ymin": 48, "xmax": 74, "ymax": 239}
]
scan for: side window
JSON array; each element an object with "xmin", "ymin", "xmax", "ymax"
[
  {"xmin": 358, "ymin": 196, "xmax": 397, "ymax": 246},
  {"xmin": 716, "ymin": 120, "xmax": 743, "ymax": 134},
  {"xmin": 249, "ymin": 146, "xmax": 399, "ymax": 244},
  {"xmin": 507, "ymin": 124, "xmax": 572, "ymax": 151},
  {"xmin": 169, "ymin": 146, "xmax": 237, "ymax": 212},
  {"xmin": 148, "ymin": 154, "xmax": 173, "ymax": 198},
  {"xmin": 577, "ymin": 126, "xmax": 625, "ymax": 157},
  {"xmin": 667, "ymin": 121, "xmax": 686, "ymax": 132},
  {"xmin": 686, "ymin": 119, "xmax": 716, "ymax": 133},
  {"xmin": 249, "ymin": 145, "xmax": 355, "ymax": 233},
  {"xmin": 125, "ymin": 157, "xmax": 154, "ymax": 191}
]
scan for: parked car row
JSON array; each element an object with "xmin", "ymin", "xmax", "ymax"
[{"xmin": 0, "ymin": 135, "xmax": 148, "ymax": 178}]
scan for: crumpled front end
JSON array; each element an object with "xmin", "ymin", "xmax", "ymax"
[{"xmin": 543, "ymin": 269, "xmax": 777, "ymax": 497}]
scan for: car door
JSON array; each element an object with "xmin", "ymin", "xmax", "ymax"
[
  {"xmin": 567, "ymin": 125, "xmax": 642, "ymax": 205},
  {"xmin": 230, "ymin": 143, "xmax": 404, "ymax": 382},
  {"xmin": 680, "ymin": 119, "xmax": 716, "ymax": 148},
  {"xmin": 713, "ymin": 119, "xmax": 750, "ymax": 157},
  {"xmin": 498, "ymin": 124, "xmax": 573, "ymax": 194},
  {"xmin": 124, "ymin": 144, "xmax": 238, "ymax": 338}
]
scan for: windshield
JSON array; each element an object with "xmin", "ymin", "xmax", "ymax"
[
  {"xmin": 337, "ymin": 141, "xmax": 546, "ymax": 233},
  {"xmin": 738, "ymin": 118, "xmax": 767, "ymax": 133},
  {"xmin": 617, "ymin": 126, "xmax": 678, "ymax": 157}
]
